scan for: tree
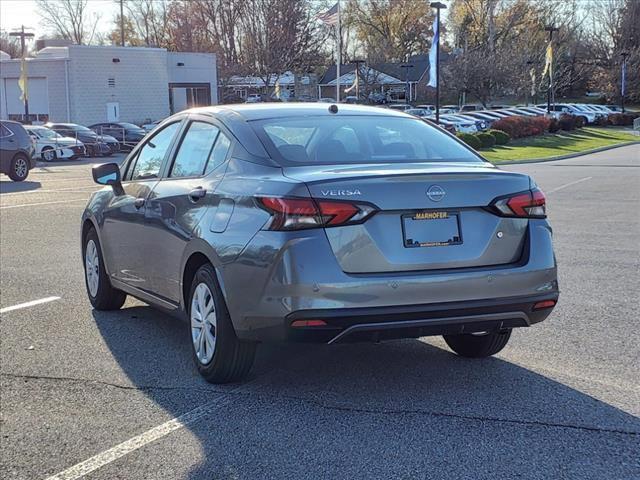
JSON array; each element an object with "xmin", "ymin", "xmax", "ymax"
[
  {"xmin": 123, "ymin": 0, "xmax": 171, "ymax": 48},
  {"xmin": 108, "ymin": 14, "xmax": 144, "ymax": 46},
  {"xmin": 0, "ymin": 33, "xmax": 22, "ymax": 58},
  {"xmin": 347, "ymin": 0, "xmax": 433, "ymax": 63},
  {"xmin": 35, "ymin": 0, "xmax": 101, "ymax": 45}
]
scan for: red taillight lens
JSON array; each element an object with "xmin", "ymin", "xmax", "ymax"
[
  {"xmin": 257, "ymin": 197, "xmax": 376, "ymax": 231},
  {"xmin": 291, "ymin": 319, "xmax": 328, "ymax": 327},
  {"xmin": 490, "ymin": 188, "xmax": 546, "ymax": 218}
]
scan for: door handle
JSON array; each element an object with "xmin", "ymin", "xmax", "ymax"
[
  {"xmin": 134, "ymin": 197, "xmax": 145, "ymax": 209},
  {"xmin": 189, "ymin": 187, "xmax": 207, "ymax": 201}
]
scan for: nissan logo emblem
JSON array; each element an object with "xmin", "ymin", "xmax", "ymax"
[{"xmin": 426, "ymin": 185, "xmax": 446, "ymax": 202}]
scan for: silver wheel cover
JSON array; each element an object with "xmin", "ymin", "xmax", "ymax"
[
  {"xmin": 85, "ymin": 239, "xmax": 99, "ymax": 297},
  {"xmin": 191, "ymin": 282, "xmax": 217, "ymax": 365},
  {"xmin": 15, "ymin": 158, "xmax": 27, "ymax": 177}
]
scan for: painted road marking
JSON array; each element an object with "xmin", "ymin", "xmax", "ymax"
[
  {"xmin": 0, "ymin": 296, "xmax": 61, "ymax": 314},
  {"xmin": 548, "ymin": 176, "xmax": 592, "ymax": 193},
  {"xmin": 0, "ymin": 199, "xmax": 88, "ymax": 210},
  {"xmin": 43, "ymin": 384, "xmax": 252, "ymax": 480}
]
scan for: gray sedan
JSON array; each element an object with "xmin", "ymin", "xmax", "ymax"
[{"xmin": 81, "ymin": 104, "xmax": 559, "ymax": 383}]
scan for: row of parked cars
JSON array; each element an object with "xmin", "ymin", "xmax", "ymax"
[
  {"xmin": 386, "ymin": 103, "xmax": 623, "ymax": 134},
  {"xmin": 1, "ymin": 120, "xmax": 150, "ymax": 181}
]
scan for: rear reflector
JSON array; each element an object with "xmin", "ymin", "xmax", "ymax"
[
  {"xmin": 291, "ymin": 319, "xmax": 328, "ymax": 328},
  {"xmin": 533, "ymin": 300, "xmax": 556, "ymax": 310},
  {"xmin": 257, "ymin": 197, "xmax": 376, "ymax": 231}
]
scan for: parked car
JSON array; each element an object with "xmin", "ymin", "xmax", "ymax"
[
  {"xmin": 81, "ymin": 104, "xmax": 558, "ymax": 383},
  {"xmin": 415, "ymin": 104, "xmax": 436, "ymax": 114},
  {"xmin": 142, "ymin": 120, "xmax": 161, "ymax": 132},
  {"xmin": 319, "ymin": 97, "xmax": 337, "ymax": 103},
  {"xmin": 24, "ymin": 125, "xmax": 86, "ymax": 161},
  {"xmin": 0, "ymin": 120, "xmax": 36, "ymax": 181},
  {"xmin": 440, "ymin": 106, "xmax": 459, "ymax": 114},
  {"xmin": 405, "ymin": 108, "xmax": 432, "ymax": 118},
  {"xmin": 460, "ymin": 104, "xmax": 481, "ymax": 112},
  {"xmin": 45, "ymin": 123, "xmax": 112, "ymax": 156},
  {"xmin": 439, "ymin": 114, "xmax": 478, "ymax": 133},
  {"xmin": 462, "ymin": 111, "xmax": 501, "ymax": 127},
  {"xmin": 605, "ymin": 105, "xmax": 623, "ymax": 112},
  {"xmin": 387, "ymin": 103, "xmax": 412, "ymax": 112},
  {"xmin": 501, "ymin": 108, "xmax": 537, "ymax": 117},
  {"xmin": 516, "ymin": 106, "xmax": 547, "ymax": 116},
  {"xmin": 451, "ymin": 113, "xmax": 488, "ymax": 131},
  {"xmin": 89, "ymin": 122, "xmax": 146, "ymax": 151},
  {"xmin": 537, "ymin": 104, "xmax": 596, "ymax": 124},
  {"xmin": 245, "ymin": 94, "xmax": 263, "ymax": 103}
]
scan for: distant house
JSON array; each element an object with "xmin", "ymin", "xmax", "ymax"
[
  {"xmin": 318, "ymin": 57, "xmax": 430, "ymax": 102},
  {"xmin": 0, "ymin": 43, "xmax": 218, "ymax": 125},
  {"xmin": 220, "ymin": 71, "xmax": 318, "ymax": 102}
]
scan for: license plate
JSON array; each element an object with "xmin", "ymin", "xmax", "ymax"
[{"xmin": 402, "ymin": 211, "xmax": 462, "ymax": 248}]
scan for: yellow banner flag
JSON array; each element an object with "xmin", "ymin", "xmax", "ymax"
[
  {"xmin": 541, "ymin": 41, "xmax": 553, "ymax": 80},
  {"xmin": 18, "ymin": 57, "xmax": 29, "ymax": 102}
]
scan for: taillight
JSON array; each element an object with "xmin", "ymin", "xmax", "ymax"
[
  {"xmin": 489, "ymin": 188, "xmax": 546, "ymax": 218},
  {"xmin": 257, "ymin": 197, "xmax": 376, "ymax": 231}
]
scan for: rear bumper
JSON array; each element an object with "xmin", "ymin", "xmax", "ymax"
[{"xmin": 285, "ymin": 293, "xmax": 558, "ymax": 344}]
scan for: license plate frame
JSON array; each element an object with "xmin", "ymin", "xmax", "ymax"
[{"xmin": 402, "ymin": 210, "xmax": 463, "ymax": 248}]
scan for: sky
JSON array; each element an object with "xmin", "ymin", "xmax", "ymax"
[{"xmin": 1, "ymin": 0, "xmax": 118, "ymax": 40}]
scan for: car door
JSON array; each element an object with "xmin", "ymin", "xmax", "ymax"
[
  {"xmin": 99, "ymin": 120, "xmax": 183, "ymax": 293},
  {"xmin": 144, "ymin": 115, "xmax": 233, "ymax": 303},
  {"xmin": 0, "ymin": 123, "xmax": 17, "ymax": 167}
]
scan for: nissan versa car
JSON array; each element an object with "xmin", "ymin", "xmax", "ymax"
[{"xmin": 81, "ymin": 104, "xmax": 558, "ymax": 383}]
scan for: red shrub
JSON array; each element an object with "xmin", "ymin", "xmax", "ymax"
[
  {"xmin": 609, "ymin": 113, "xmax": 638, "ymax": 126},
  {"xmin": 491, "ymin": 115, "xmax": 551, "ymax": 139}
]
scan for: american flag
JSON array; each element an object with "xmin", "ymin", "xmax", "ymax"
[{"xmin": 318, "ymin": 2, "xmax": 339, "ymax": 26}]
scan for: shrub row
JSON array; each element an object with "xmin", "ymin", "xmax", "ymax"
[
  {"xmin": 456, "ymin": 129, "xmax": 510, "ymax": 150},
  {"xmin": 595, "ymin": 113, "xmax": 639, "ymax": 126},
  {"xmin": 490, "ymin": 116, "xmax": 552, "ymax": 139}
]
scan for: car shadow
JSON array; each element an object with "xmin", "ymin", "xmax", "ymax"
[
  {"xmin": 93, "ymin": 305, "xmax": 640, "ymax": 479},
  {"xmin": 0, "ymin": 179, "xmax": 42, "ymax": 193}
]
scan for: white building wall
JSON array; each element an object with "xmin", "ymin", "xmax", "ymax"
[
  {"xmin": 0, "ymin": 58, "xmax": 69, "ymax": 122},
  {"xmin": 167, "ymin": 52, "xmax": 218, "ymax": 104},
  {"xmin": 67, "ymin": 45, "xmax": 170, "ymax": 126}
]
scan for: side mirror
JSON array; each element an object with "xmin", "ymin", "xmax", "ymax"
[{"xmin": 92, "ymin": 163, "xmax": 124, "ymax": 195}]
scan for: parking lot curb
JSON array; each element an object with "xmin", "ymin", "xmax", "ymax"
[{"xmin": 489, "ymin": 140, "xmax": 640, "ymax": 165}]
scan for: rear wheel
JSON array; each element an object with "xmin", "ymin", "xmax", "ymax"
[
  {"xmin": 188, "ymin": 264, "xmax": 256, "ymax": 383},
  {"xmin": 443, "ymin": 330, "xmax": 511, "ymax": 358},
  {"xmin": 42, "ymin": 146, "xmax": 57, "ymax": 162},
  {"xmin": 83, "ymin": 227, "xmax": 126, "ymax": 310},
  {"xmin": 8, "ymin": 154, "xmax": 29, "ymax": 181}
]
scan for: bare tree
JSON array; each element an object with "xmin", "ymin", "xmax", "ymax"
[{"xmin": 36, "ymin": 0, "xmax": 100, "ymax": 44}]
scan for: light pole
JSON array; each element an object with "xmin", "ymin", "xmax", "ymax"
[
  {"xmin": 400, "ymin": 64, "xmax": 414, "ymax": 103},
  {"xmin": 544, "ymin": 26, "xmax": 558, "ymax": 114},
  {"xmin": 620, "ymin": 51, "xmax": 628, "ymax": 113},
  {"xmin": 430, "ymin": 2, "xmax": 446, "ymax": 122},
  {"xmin": 9, "ymin": 25, "xmax": 34, "ymax": 124},
  {"xmin": 120, "ymin": 0, "xmax": 125, "ymax": 47}
]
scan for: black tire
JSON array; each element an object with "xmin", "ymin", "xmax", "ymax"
[
  {"xmin": 83, "ymin": 227, "xmax": 126, "ymax": 310},
  {"xmin": 188, "ymin": 264, "xmax": 256, "ymax": 383},
  {"xmin": 8, "ymin": 154, "xmax": 30, "ymax": 181},
  {"xmin": 41, "ymin": 147, "xmax": 57, "ymax": 162},
  {"xmin": 443, "ymin": 330, "xmax": 512, "ymax": 358}
]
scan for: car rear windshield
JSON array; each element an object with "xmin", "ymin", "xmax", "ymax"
[{"xmin": 252, "ymin": 115, "xmax": 482, "ymax": 166}]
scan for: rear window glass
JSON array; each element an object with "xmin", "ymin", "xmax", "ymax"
[{"xmin": 253, "ymin": 115, "xmax": 481, "ymax": 166}]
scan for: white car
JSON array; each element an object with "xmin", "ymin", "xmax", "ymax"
[
  {"xmin": 24, "ymin": 125, "xmax": 86, "ymax": 161},
  {"xmin": 439, "ymin": 115, "xmax": 478, "ymax": 133}
]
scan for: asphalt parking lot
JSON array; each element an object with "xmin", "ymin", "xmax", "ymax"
[{"xmin": 1, "ymin": 146, "xmax": 639, "ymax": 480}]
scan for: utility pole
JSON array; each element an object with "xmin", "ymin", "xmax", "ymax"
[
  {"xmin": 9, "ymin": 25, "xmax": 34, "ymax": 124},
  {"xmin": 544, "ymin": 26, "xmax": 558, "ymax": 114},
  {"xmin": 430, "ymin": 2, "xmax": 446, "ymax": 123},
  {"xmin": 620, "ymin": 51, "xmax": 628, "ymax": 113},
  {"xmin": 120, "ymin": 0, "xmax": 125, "ymax": 47},
  {"xmin": 400, "ymin": 64, "xmax": 414, "ymax": 103}
]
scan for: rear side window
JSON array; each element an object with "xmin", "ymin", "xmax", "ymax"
[
  {"xmin": 128, "ymin": 122, "xmax": 180, "ymax": 180},
  {"xmin": 171, "ymin": 122, "xmax": 220, "ymax": 178},
  {"xmin": 254, "ymin": 116, "xmax": 481, "ymax": 166},
  {"xmin": 0, "ymin": 124, "xmax": 13, "ymax": 138}
]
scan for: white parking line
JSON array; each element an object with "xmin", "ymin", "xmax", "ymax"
[
  {"xmin": 43, "ymin": 384, "xmax": 249, "ymax": 480},
  {"xmin": 0, "ymin": 199, "xmax": 88, "ymax": 210},
  {"xmin": 548, "ymin": 176, "xmax": 592, "ymax": 193},
  {"xmin": 0, "ymin": 296, "xmax": 61, "ymax": 314}
]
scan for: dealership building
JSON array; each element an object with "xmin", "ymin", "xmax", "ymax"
[{"xmin": 0, "ymin": 43, "xmax": 218, "ymax": 126}]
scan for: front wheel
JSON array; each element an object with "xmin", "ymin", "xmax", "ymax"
[
  {"xmin": 83, "ymin": 228, "xmax": 126, "ymax": 310},
  {"xmin": 188, "ymin": 264, "xmax": 256, "ymax": 383},
  {"xmin": 41, "ymin": 147, "xmax": 57, "ymax": 162},
  {"xmin": 8, "ymin": 154, "xmax": 30, "ymax": 181},
  {"xmin": 443, "ymin": 330, "xmax": 511, "ymax": 358}
]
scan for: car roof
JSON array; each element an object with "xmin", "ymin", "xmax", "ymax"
[{"xmin": 187, "ymin": 103, "xmax": 410, "ymax": 122}]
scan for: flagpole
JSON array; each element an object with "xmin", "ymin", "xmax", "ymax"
[{"xmin": 336, "ymin": 0, "xmax": 341, "ymax": 103}]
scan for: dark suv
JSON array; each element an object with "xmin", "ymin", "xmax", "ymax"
[{"xmin": 0, "ymin": 120, "xmax": 36, "ymax": 181}]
